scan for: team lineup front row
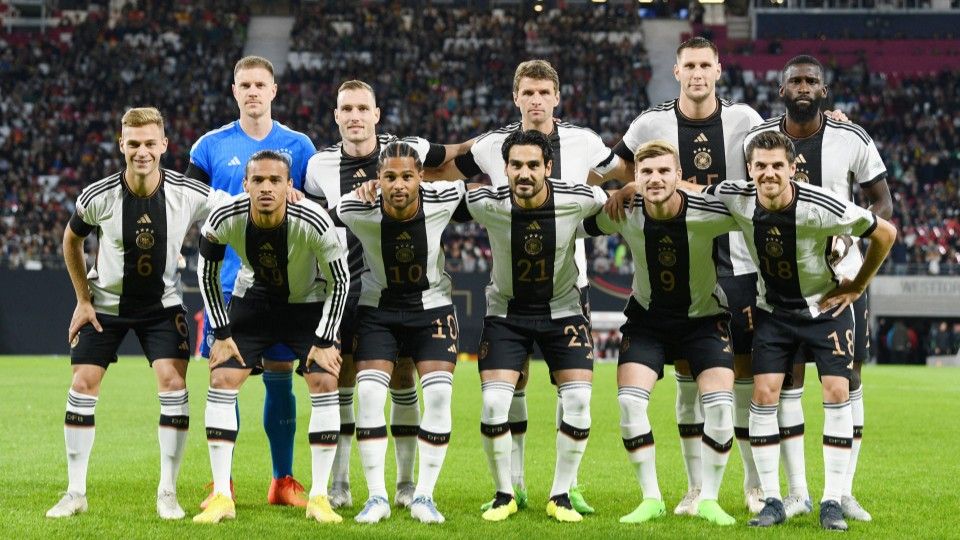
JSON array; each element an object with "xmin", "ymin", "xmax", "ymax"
[{"xmin": 49, "ymin": 106, "xmax": 894, "ymax": 530}]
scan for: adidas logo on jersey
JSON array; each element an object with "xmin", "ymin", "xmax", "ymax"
[
  {"xmin": 447, "ymin": 344, "xmax": 457, "ymax": 353},
  {"xmin": 353, "ymin": 169, "xmax": 366, "ymax": 179},
  {"xmin": 796, "ymin": 154, "xmax": 807, "ymax": 164},
  {"xmin": 396, "ymin": 231, "xmax": 412, "ymax": 241},
  {"xmin": 527, "ymin": 221, "xmax": 541, "ymax": 231},
  {"xmin": 769, "ymin": 227, "xmax": 781, "ymax": 236},
  {"xmin": 227, "ymin": 156, "xmax": 242, "ymax": 166},
  {"xmin": 261, "ymin": 242, "xmax": 274, "ymax": 251},
  {"xmin": 660, "ymin": 236, "xmax": 673, "ymax": 244},
  {"xmin": 694, "ymin": 133, "xmax": 709, "ymax": 143},
  {"xmin": 137, "ymin": 214, "xmax": 152, "ymax": 224}
]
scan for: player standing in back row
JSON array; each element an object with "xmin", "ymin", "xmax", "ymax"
[{"xmin": 743, "ymin": 55, "xmax": 892, "ymax": 522}]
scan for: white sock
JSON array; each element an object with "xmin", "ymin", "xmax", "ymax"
[
  {"xmin": 157, "ymin": 389, "xmax": 189, "ymax": 493},
  {"xmin": 205, "ymin": 387, "xmax": 239, "ymax": 498},
  {"xmin": 618, "ymin": 386, "xmax": 660, "ymax": 500},
  {"xmin": 844, "ymin": 386, "xmax": 864, "ymax": 496},
  {"xmin": 778, "ymin": 387, "xmax": 808, "ymax": 497},
  {"xmin": 331, "ymin": 387, "xmax": 354, "ymax": 487},
  {"xmin": 822, "ymin": 401, "xmax": 853, "ymax": 503},
  {"xmin": 308, "ymin": 392, "xmax": 340, "ymax": 498},
  {"xmin": 390, "ymin": 386, "xmax": 420, "ymax": 486},
  {"xmin": 676, "ymin": 374, "xmax": 703, "ymax": 491},
  {"xmin": 356, "ymin": 370, "xmax": 391, "ymax": 500},
  {"xmin": 481, "ymin": 380, "xmax": 515, "ymax": 495},
  {"xmin": 508, "ymin": 390, "xmax": 527, "ymax": 489},
  {"xmin": 700, "ymin": 390, "xmax": 734, "ymax": 501},
  {"xmin": 551, "ymin": 381, "xmax": 591, "ymax": 498},
  {"xmin": 64, "ymin": 389, "xmax": 98, "ymax": 495},
  {"xmin": 414, "ymin": 371, "xmax": 453, "ymax": 499},
  {"xmin": 749, "ymin": 401, "xmax": 781, "ymax": 501},
  {"xmin": 734, "ymin": 378, "xmax": 760, "ymax": 490}
]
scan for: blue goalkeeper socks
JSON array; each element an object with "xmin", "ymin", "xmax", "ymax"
[{"xmin": 263, "ymin": 370, "xmax": 296, "ymax": 478}]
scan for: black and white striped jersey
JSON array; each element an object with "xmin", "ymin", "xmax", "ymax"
[
  {"xmin": 744, "ymin": 114, "xmax": 887, "ymax": 280},
  {"xmin": 705, "ymin": 180, "xmax": 878, "ymax": 319},
  {"xmin": 614, "ymin": 98, "xmax": 764, "ymax": 278},
  {"xmin": 582, "ymin": 191, "xmax": 738, "ymax": 319},
  {"xmin": 334, "ymin": 181, "xmax": 466, "ymax": 311},
  {"xmin": 197, "ymin": 195, "xmax": 349, "ymax": 344},
  {"xmin": 68, "ymin": 169, "xmax": 226, "ymax": 317},
  {"xmin": 303, "ymin": 134, "xmax": 445, "ymax": 296},
  {"xmin": 456, "ymin": 120, "xmax": 620, "ymax": 289},
  {"xmin": 466, "ymin": 180, "xmax": 607, "ymax": 319}
]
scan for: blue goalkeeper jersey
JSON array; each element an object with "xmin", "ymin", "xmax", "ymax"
[{"xmin": 188, "ymin": 120, "xmax": 316, "ymax": 293}]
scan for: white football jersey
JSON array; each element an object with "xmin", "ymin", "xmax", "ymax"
[
  {"xmin": 466, "ymin": 180, "xmax": 607, "ymax": 319},
  {"xmin": 705, "ymin": 180, "xmax": 878, "ymax": 319},
  {"xmin": 744, "ymin": 114, "xmax": 887, "ymax": 280}
]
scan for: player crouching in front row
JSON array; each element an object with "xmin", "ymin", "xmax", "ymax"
[
  {"xmin": 582, "ymin": 140, "xmax": 740, "ymax": 526},
  {"xmin": 192, "ymin": 150, "xmax": 351, "ymax": 524},
  {"xmin": 703, "ymin": 131, "xmax": 896, "ymax": 531}
]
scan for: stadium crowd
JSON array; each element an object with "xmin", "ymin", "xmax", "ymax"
[{"xmin": 3, "ymin": 3, "xmax": 959, "ymax": 279}]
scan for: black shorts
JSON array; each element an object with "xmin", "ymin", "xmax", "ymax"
[
  {"xmin": 478, "ymin": 315, "xmax": 594, "ymax": 373},
  {"xmin": 719, "ymin": 273, "xmax": 758, "ymax": 355},
  {"xmin": 852, "ymin": 292, "xmax": 870, "ymax": 364},
  {"xmin": 752, "ymin": 307, "xmax": 855, "ymax": 380},
  {"xmin": 71, "ymin": 306, "xmax": 190, "ymax": 367},
  {"xmin": 525, "ymin": 287, "xmax": 591, "ymax": 360},
  {"xmin": 338, "ymin": 295, "xmax": 361, "ymax": 357},
  {"xmin": 353, "ymin": 305, "xmax": 458, "ymax": 364},
  {"xmin": 218, "ymin": 297, "xmax": 325, "ymax": 376},
  {"xmin": 618, "ymin": 298, "xmax": 733, "ymax": 380}
]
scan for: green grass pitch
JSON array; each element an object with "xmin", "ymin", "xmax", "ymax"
[{"xmin": 3, "ymin": 356, "xmax": 958, "ymax": 539}]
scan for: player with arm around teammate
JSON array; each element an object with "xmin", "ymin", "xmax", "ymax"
[
  {"xmin": 192, "ymin": 151, "xmax": 350, "ymax": 524},
  {"xmin": 743, "ymin": 55, "xmax": 893, "ymax": 521},
  {"xmin": 704, "ymin": 131, "xmax": 895, "ymax": 531},
  {"xmin": 582, "ymin": 140, "xmax": 740, "ymax": 526},
  {"xmin": 48, "ymin": 107, "xmax": 228, "ymax": 520},
  {"xmin": 467, "ymin": 130, "xmax": 608, "ymax": 523},
  {"xmin": 330, "ymin": 141, "xmax": 470, "ymax": 524},
  {"xmin": 304, "ymin": 79, "xmax": 466, "ymax": 509}
]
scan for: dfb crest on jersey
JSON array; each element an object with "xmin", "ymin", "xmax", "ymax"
[
  {"xmin": 395, "ymin": 231, "xmax": 415, "ymax": 263},
  {"xmin": 259, "ymin": 252, "xmax": 278, "ymax": 268},
  {"xmin": 136, "ymin": 231, "xmax": 155, "ymax": 250},
  {"xmin": 657, "ymin": 235, "xmax": 677, "ymax": 267},
  {"xmin": 694, "ymin": 150, "xmax": 712, "ymax": 170},
  {"xmin": 523, "ymin": 220, "xmax": 544, "ymax": 255}
]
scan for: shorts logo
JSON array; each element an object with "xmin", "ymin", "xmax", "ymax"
[
  {"xmin": 478, "ymin": 340, "xmax": 490, "ymax": 360},
  {"xmin": 136, "ymin": 231, "xmax": 155, "ymax": 250},
  {"xmin": 620, "ymin": 336, "xmax": 630, "ymax": 354},
  {"xmin": 206, "ymin": 334, "xmax": 215, "ymax": 348},
  {"xmin": 70, "ymin": 335, "xmax": 80, "ymax": 348}
]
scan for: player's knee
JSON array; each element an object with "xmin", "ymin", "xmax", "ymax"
[
  {"xmin": 70, "ymin": 368, "xmax": 103, "ymax": 396},
  {"xmin": 209, "ymin": 369, "xmax": 243, "ymax": 390},
  {"xmin": 752, "ymin": 382, "xmax": 780, "ymax": 406},
  {"xmin": 559, "ymin": 384, "xmax": 591, "ymax": 424},
  {"xmin": 389, "ymin": 359, "xmax": 417, "ymax": 389},
  {"xmin": 617, "ymin": 391, "xmax": 649, "ymax": 424},
  {"xmin": 481, "ymin": 390, "xmax": 510, "ymax": 423},
  {"xmin": 822, "ymin": 381, "xmax": 849, "ymax": 404},
  {"xmin": 702, "ymin": 399, "xmax": 734, "ymax": 432}
]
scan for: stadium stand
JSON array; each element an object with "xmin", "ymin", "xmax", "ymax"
[{"xmin": 2, "ymin": 2, "xmax": 958, "ymax": 281}]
